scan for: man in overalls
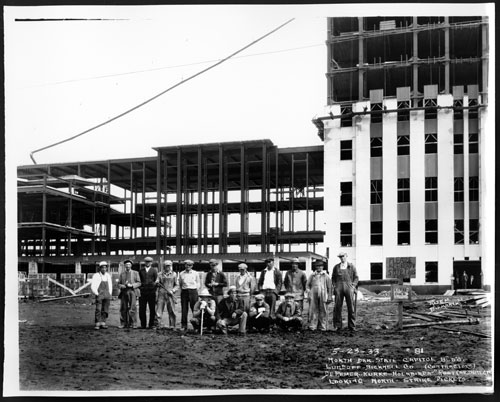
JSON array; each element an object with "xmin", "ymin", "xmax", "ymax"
[
  {"xmin": 91, "ymin": 261, "xmax": 113, "ymax": 330},
  {"xmin": 331, "ymin": 252, "xmax": 359, "ymax": 333}
]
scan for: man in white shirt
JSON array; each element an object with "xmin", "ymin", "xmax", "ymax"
[
  {"xmin": 91, "ymin": 261, "xmax": 113, "ymax": 330},
  {"xmin": 257, "ymin": 258, "xmax": 282, "ymax": 319},
  {"xmin": 178, "ymin": 259, "xmax": 200, "ymax": 331}
]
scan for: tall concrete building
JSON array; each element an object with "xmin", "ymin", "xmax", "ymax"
[{"xmin": 313, "ymin": 16, "xmax": 491, "ymax": 288}]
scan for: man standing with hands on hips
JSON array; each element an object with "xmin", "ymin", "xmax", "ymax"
[{"xmin": 331, "ymin": 252, "xmax": 359, "ymax": 333}]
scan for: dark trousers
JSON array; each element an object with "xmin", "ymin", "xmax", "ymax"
[
  {"xmin": 95, "ymin": 297, "xmax": 110, "ymax": 323},
  {"xmin": 262, "ymin": 290, "xmax": 277, "ymax": 318},
  {"xmin": 120, "ymin": 290, "xmax": 137, "ymax": 327},
  {"xmin": 333, "ymin": 282, "xmax": 356, "ymax": 330},
  {"xmin": 181, "ymin": 289, "xmax": 198, "ymax": 328},
  {"xmin": 249, "ymin": 315, "xmax": 271, "ymax": 331},
  {"xmin": 276, "ymin": 317, "xmax": 303, "ymax": 330},
  {"xmin": 139, "ymin": 290, "xmax": 156, "ymax": 328}
]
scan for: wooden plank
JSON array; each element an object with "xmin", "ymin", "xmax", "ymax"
[
  {"xmin": 73, "ymin": 281, "xmax": 91, "ymax": 294},
  {"xmin": 433, "ymin": 326, "xmax": 491, "ymax": 339},
  {"xmin": 39, "ymin": 293, "xmax": 91, "ymax": 303},
  {"xmin": 402, "ymin": 318, "xmax": 480, "ymax": 329},
  {"xmin": 47, "ymin": 276, "xmax": 77, "ymax": 296},
  {"xmin": 406, "ymin": 313, "xmax": 436, "ymax": 322}
]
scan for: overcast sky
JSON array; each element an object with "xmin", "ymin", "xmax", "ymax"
[{"xmin": 5, "ymin": 3, "xmax": 493, "ymax": 167}]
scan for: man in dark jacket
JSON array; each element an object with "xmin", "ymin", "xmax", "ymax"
[
  {"xmin": 275, "ymin": 293, "xmax": 303, "ymax": 331},
  {"xmin": 257, "ymin": 257, "xmax": 282, "ymax": 318},
  {"xmin": 118, "ymin": 259, "xmax": 141, "ymax": 329},
  {"xmin": 248, "ymin": 294, "xmax": 271, "ymax": 333},
  {"xmin": 216, "ymin": 286, "xmax": 247, "ymax": 335},
  {"xmin": 331, "ymin": 252, "xmax": 358, "ymax": 332},
  {"xmin": 205, "ymin": 258, "xmax": 228, "ymax": 306},
  {"xmin": 138, "ymin": 256, "xmax": 158, "ymax": 329}
]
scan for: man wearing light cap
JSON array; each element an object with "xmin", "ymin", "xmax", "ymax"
[
  {"xmin": 216, "ymin": 286, "xmax": 247, "ymax": 335},
  {"xmin": 138, "ymin": 256, "xmax": 158, "ymax": 329},
  {"xmin": 235, "ymin": 263, "xmax": 255, "ymax": 312},
  {"xmin": 179, "ymin": 259, "xmax": 200, "ymax": 331},
  {"xmin": 283, "ymin": 258, "xmax": 307, "ymax": 310},
  {"xmin": 155, "ymin": 260, "xmax": 178, "ymax": 329},
  {"xmin": 275, "ymin": 293, "xmax": 303, "ymax": 332},
  {"xmin": 91, "ymin": 261, "xmax": 113, "ymax": 330},
  {"xmin": 306, "ymin": 260, "xmax": 333, "ymax": 331},
  {"xmin": 331, "ymin": 252, "xmax": 359, "ymax": 333},
  {"xmin": 204, "ymin": 259, "xmax": 228, "ymax": 306},
  {"xmin": 248, "ymin": 294, "xmax": 271, "ymax": 333},
  {"xmin": 118, "ymin": 259, "xmax": 141, "ymax": 329}
]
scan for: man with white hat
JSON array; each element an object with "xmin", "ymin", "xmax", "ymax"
[
  {"xmin": 118, "ymin": 259, "xmax": 141, "ymax": 329},
  {"xmin": 138, "ymin": 256, "xmax": 158, "ymax": 329},
  {"xmin": 283, "ymin": 258, "xmax": 307, "ymax": 310},
  {"xmin": 235, "ymin": 263, "xmax": 255, "ymax": 312},
  {"xmin": 216, "ymin": 286, "xmax": 247, "ymax": 335},
  {"xmin": 204, "ymin": 259, "xmax": 228, "ymax": 306},
  {"xmin": 179, "ymin": 259, "xmax": 200, "ymax": 331},
  {"xmin": 155, "ymin": 260, "xmax": 178, "ymax": 329},
  {"xmin": 91, "ymin": 261, "xmax": 113, "ymax": 330},
  {"xmin": 331, "ymin": 252, "xmax": 359, "ymax": 333},
  {"xmin": 190, "ymin": 288, "xmax": 216, "ymax": 333}
]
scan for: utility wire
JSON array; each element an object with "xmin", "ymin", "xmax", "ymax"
[{"xmin": 29, "ymin": 18, "xmax": 295, "ymax": 164}]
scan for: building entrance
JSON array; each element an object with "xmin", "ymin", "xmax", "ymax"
[{"xmin": 453, "ymin": 260, "xmax": 482, "ymax": 289}]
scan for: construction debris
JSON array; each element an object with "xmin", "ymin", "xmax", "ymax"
[{"xmin": 39, "ymin": 293, "xmax": 91, "ymax": 303}]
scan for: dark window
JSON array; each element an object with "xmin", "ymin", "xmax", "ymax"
[
  {"xmin": 370, "ymin": 137, "xmax": 383, "ymax": 157},
  {"xmin": 371, "ymin": 221, "xmax": 383, "ymax": 245},
  {"xmin": 397, "ymin": 178, "xmax": 410, "ymax": 203},
  {"xmin": 470, "ymin": 219, "xmax": 479, "ymax": 244},
  {"xmin": 453, "ymin": 99, "xmax": 464, "ymax": 120},
  {"xmin": 397, "ymin": 220, "xmax": 410, "ymax": 245},
  {"xmin": 397, "ymin": 100, "xmax": 410, "ymax": 121},
  {"xmin": 370, "ymin": 262, "xmax": 383, "ymax": 280},
  {"xmin": 340, "ymin": 140, "xmax": 353, "ymax": 160},
  {"xmin": 340, "ymin": 222, "xmax": 352, "ymax": 247},
  {"xmin": 425, "ymin": 177, "xmax": 438, "ymax": 202},
  {"xmin": 454, "ymin": 133, "xmax": 463, "ymax": 154},
  {"xmin": 424, "ymin": 98, "xmax": 438, "ymax": 119},
  {"xmin": 469, "ymin": 133, "xmax": 478, "ymax": 154},
  {"xmin": 454, "ymin": 177, "xmax": 464, "ymax": 202},
  {"xmin": 371, "ymin": 180, "xmax": 383, "ymax": 204},
  {"xmin": 425, "ymin": 219, "xmax": 438, "ymax": 244},
  {"xmin": 397, "ymin": 135, "xmax": 410, "ymax": 156},
  {"xmin": 454, "ymin": 219, "xmax": 464, "ymax": 244},
  {"xmin": 340, "ymin": 182, "xmax": 353, "ymax": 206},
  {"xmin": 340, "ymin": 104, "xmax": 353, "ymax": 127},
  {"xmin": 468, "ymin": 98, "xmax": 479, "ymax": 119},
  {"xmin": 425, "ymin": 133, "xmax": 438, "ymax": 154},
  {"xmin": 425, "ymin": 261, "xmax": 438, "ymax": 283},
  {"xmin": 469, "ymin": 176, "xmax": 479, "ymax": 201},
  {"xmin": 371, "ymin": 102, "xmax": 383, "ymax": 124}
]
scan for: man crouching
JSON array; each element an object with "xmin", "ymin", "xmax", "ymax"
[
  {"xmin": 275, "ymin": 292, "xmax": 303, "ymax": 332},
  {"xmin": 190, "ymin": 288, "xmax": 216, "ymax": 333},
  {"xmin": 216, "ymin": 286, "xmax": 247, "ymax": 335}
]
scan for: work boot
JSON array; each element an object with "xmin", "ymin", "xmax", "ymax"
[
  {"xmin": 94, "ymin": 322, "xmax": 100, "ymax": 330},
  {"xmin": 101, "ymin": 322, "xmax": 108, "ymax": 329}
]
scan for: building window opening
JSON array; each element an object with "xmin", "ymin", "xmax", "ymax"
[
  {"xmin": 340, "ymin": 222, "xmax": 352, "ymax": 247},
  {"xmin": 340, "ymin": 140, "xmax": 353, "ymax": 160},
  {"xmin": 397, "ymin": 178, "xmax": 410, "ymax": 203},
  {"xmin": 425, "ymin": 261, "xmax": 438, "ymax": 283},
  {"xmin": 370, "ymin": 221, "xmax": 383, "ymax": 245},
  {"xmin": 397, "ymin": 220, "xmax": 410, "ymax": 245},
  {"xmin": 340, "ymin": 181, "xmax": 353, "ymax": 206},
  {"xmin": 424, "ymin": 98, "xmax": 438, "ymax": 119},
  {"xmin": 371, "ymin": 179, "xmax": 383, "ymax": 204},
  {"xmin": 469, "ymin": 176, "xmax": 479, "ymax": 201},
  {"xmin": 397, "ymin": 135, "xmax": 410, "ymax": 156},
  {"xmin": 425, "ymin": 219, "xmax": 438, "ymax": 244},
  {"xmin": 425, "ymin": 177, "xmax": 438, "ymax": 202},
  {"xmin": 340, "ymin": 104, "xmax": 353, "ymax": 127},
  {"xmin": 370, "ymin": 137, "xmax": 383, "ymax": 157},
  {"xmin": 370, "ymin": 262, "xmax": 383, "ymax": 280},
  {"xmin": 371, "ymin": 102, "xmax": 383, "ymax": 124},
  {"xmin": 470, "ymin": 219, "xmax": 479, "ymax": 244},
  {"xmin": 397, "ymin": 100, "xmax": 410, "ymax": 121},
  {"xmin": 454, "ymin": 219, "xmax": 464, "ymax": 244},
  {"xmin": 468, "ymin": 98, "xmax": 479, "ymax": 119},
  {"xmin": 454, "ymin": 133, "xmax": 463, "ymax": 154},
  {"xmin": 425, "ymin": 133, "xmax": 438, "ymax": 154},
  {"xmin": 469, "ymin": 133, "xmax": 479, "ymax": 154},
  {"xmin": 454, "ymin": 177, "xmax": 464, "ymax": 202}
]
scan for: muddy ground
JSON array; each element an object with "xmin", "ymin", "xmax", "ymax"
[{"xmin": 17, "ymin": 293, "xmax": 492, "ymax": 392}]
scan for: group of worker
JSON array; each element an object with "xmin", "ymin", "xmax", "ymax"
[{"xmin": 90, "ymin": 252, "xmax": 359, "ymax": 335}]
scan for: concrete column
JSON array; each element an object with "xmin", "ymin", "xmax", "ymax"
[
  {"xmin": 463, "ymin": 95, "xmax": 470, "ymax": 257},
  {"xmin": 304, "ymin": 256, "xmax": 313, "ymax": 276},
  {"xmin": 28, "ymin": 261, "xmax": 38, "ymax": 275},
  {"xmin": 75, "ymin": 261, "xmax": 81, "ymax": 274}
]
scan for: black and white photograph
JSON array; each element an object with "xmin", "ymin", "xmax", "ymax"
[{"xmin": 3, "ymin": 2, "xmax": 495, "ymax": 397}]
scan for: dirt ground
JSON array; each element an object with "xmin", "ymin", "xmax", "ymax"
[{"xmin": 17, "ymin": 292, "xmax": 492, "ymax": 392}]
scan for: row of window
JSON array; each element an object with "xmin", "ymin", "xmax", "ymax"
[
  {"xmin": 340, "ymin": 177, "xmax": 479, "ymax": 206},
  {"xmin": 339, "ymin": 132, "xmax": 479, "ymax": 160},
  {"xmin": 340, "ymin": 219, "xmax": 479, "ymax": 247},
  {"xmin": 370, "ymin": 261, "xmax": 438, "ymax": 283}
]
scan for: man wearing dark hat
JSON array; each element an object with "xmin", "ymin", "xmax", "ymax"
[
  {"xmin": 306, "ymin": 260, "xmax": 333, "ymax": 331},
  {"xmin": 179, "ymin": 259, "xmax": 200, "ymax": 331},
  {"xmin": 138, "ymin": 256, "xmax": 158, "ymax": 329},
  {"xmin": 155, "ymin": 260, "xmax": 178, "ymax": 329},
  {"xmin": 216, "ymin": 286, "xmax": 247, "ymax": 335},
  {"xmin": 275, "ymin": 292, "xmax": 303, "ymax": 331},
  {"xmin": 283, "ymin": 258, "xmax": 307, "ymax": 310},
  {"xmin": 190, "ymin": 288, "xmax": 216, "ymax": 333},
  {"xmin": 235, "ymin": 263, "xmax": 255, "ymax": 313},
  {"xmin": 118, "ymin": 259, "xmax": 141, "ymax": 329},
  {"xmin": 257, "ymin": 257, "xmax": 282, "ymax": 319},
  {"xmin": 204, "ymin": 259, "xmax": 228, "ymax": 306},
  {"xmin": 248, "ymin": 294, "xmax": 271, "ymax": 333},
  {"xmin": 331, "ymin": 252, "xmax": 359, "ymax": 332}
]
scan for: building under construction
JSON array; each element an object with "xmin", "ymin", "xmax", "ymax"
[{"xmin": 313, "ymin": 16, "xmax": 490, "ymax": 288}]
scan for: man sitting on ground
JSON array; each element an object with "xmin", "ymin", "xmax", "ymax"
[{"xmin": 216, "ymin": 286, "xmax": 247, "ymax": 335}]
